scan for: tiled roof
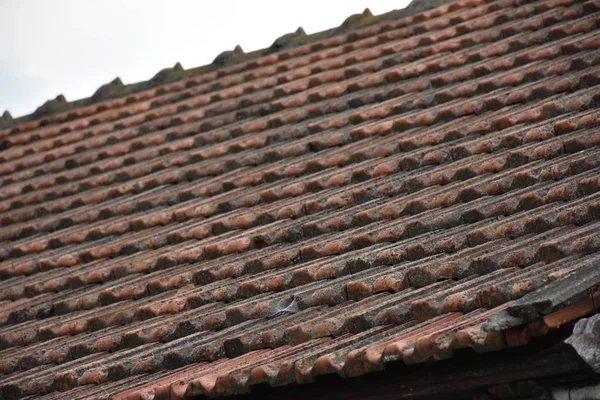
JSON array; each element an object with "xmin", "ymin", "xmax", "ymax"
[{"xmin": 1, "ymin": 0, "xmax": 600, "ymax": 398}]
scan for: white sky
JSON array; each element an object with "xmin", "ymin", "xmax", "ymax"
[{"xmin": 0, "ymin": 0, "xmax": 409, "ymax": 118}]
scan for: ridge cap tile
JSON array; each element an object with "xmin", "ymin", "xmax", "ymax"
[{"xmin": 0, "ymin": 0, "xmax": 456, "ymax": 129}]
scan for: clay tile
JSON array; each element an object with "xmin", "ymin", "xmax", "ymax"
[
  {"xmin": 270, "ymin": 27, "xmax": 307, "ymax": 52},
  {"xmin": 91, "ymin": 77, "xmax": 125, "ymax": 102},
  {"xmin": 213, "ymin": 45, "xmax": 245, "ymax": 67}
]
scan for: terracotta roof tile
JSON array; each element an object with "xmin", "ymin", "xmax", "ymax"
[{"xmin": 1, "ymin": 0, "xmax": 600, "ymax": 398}]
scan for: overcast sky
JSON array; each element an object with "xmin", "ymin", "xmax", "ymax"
[{"xmin": 0, "ymin": 0, "xmax": 408, "ymax": 118}]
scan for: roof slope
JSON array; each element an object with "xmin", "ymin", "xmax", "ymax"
[{"xmin": 1, "ymin": 0, "xmax": 600, "ymax": 399}]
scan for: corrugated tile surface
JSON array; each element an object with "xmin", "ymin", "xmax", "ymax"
[{"xmin": 1, "ymin": 0, "xmax": 600, "ymax": 398}]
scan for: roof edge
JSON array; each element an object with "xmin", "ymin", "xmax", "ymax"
[
  {"xmin": 484, "ymin": 260, "xmax": 600, "ymax": 332},
  {"xmin": 0, "ymin": 0, "xmax": 452, "ymax": 129}
]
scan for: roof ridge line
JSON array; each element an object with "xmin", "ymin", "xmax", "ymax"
[{"xmin": 0, "ymin": 0, "xmax": 454, "ymax": 130}]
